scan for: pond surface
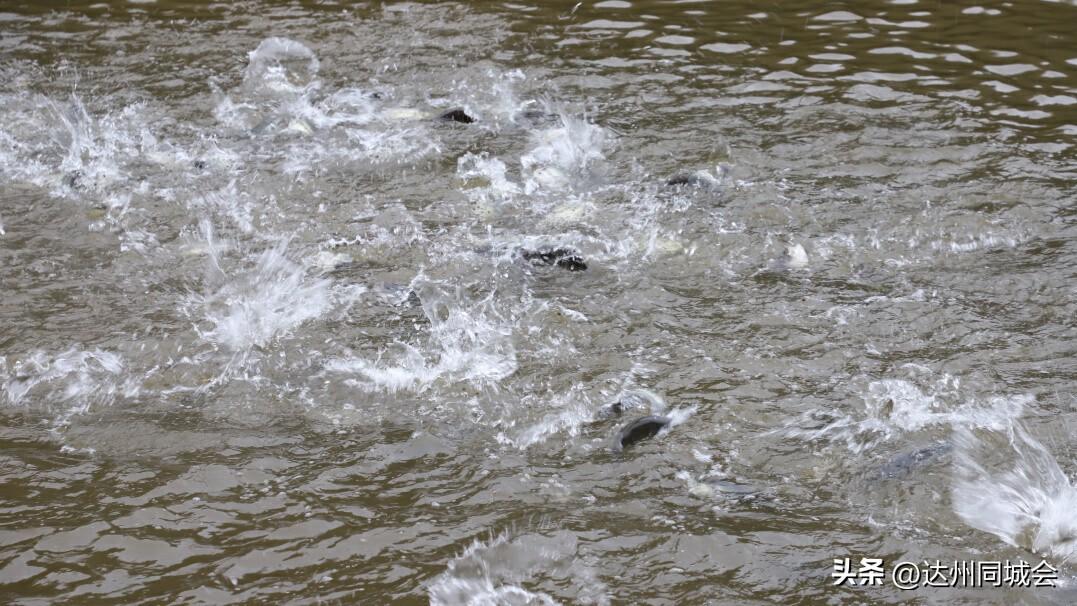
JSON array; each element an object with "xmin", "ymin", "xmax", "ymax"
[{"xmin": 1, "ymin": 1, "xmax": 1076, "ymax": 604}]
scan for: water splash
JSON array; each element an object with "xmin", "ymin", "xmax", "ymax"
[
  {"xmin": 458, "ymin": 152, "xmax": 522, "ymax": 202},
  {"xmin": 1, "ymin": 347, "xmax": 137, "ymax": 428},
  {"xmin": 520, "ymin": 113, "xmax": 607, "ymax": 194},
  {"xmin": 953, "ymin": 423, "xmax": 1077, "ymax": 563},
  {"xmin": 775, "ymin": 374, "xmax": 1030, "ymax": 453},
  {"xmin": 183, "ymin": 238, "xmax": 332, "ymax": 353},
  {"xmin": 498, "ymin": 387, "xmax": 594, "ymax": 450},
  {"xmin": 862, "ymin": 378, "xmax": 1027, "ymax": 434},
  {"xmin": 242, "ymin": 37, "xmax": 321, "ymax": 97},
  {"xmin": 214, "ymin": 38, "xmax": 439, "ymax": 169},
  {"xmin": 0, "ymin": 93, "xmax": 159, "ymax": 198},
  {"xmin": 428, "ymin": 531, "xmax": 609, "ymax": 606},
  {"xmin": 189, "ymin": 180, "xmax": 258, "ymax": 234},
  {"xmin": 503, "ymin": 387, "xmax": 695, "ymax": 450},
  {"xmin": 328, "ymin": 289, "xmax": 517, "ymax": 393}
]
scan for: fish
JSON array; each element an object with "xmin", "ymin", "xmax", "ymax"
[
  {"xmin": 689, "ymin": 477, "xmax": 760, "ymax": 499},
  {"xmin": 518, "ymin": 247, "xmax": 587, "ymax": 271},
  {"xmin": 874, "ymin": 442, "xmax": 953, "ymax": 480},
  {"xmin": 438, "ymin": 108, "xmax": 475, "ymax": 124},
  {"xmin": 613, "ymin": 415, "xmax": 671, "ymax": 451},
  {"xmin": 666, "ymin": 164, "xmax": 728, "ymax": 192}
]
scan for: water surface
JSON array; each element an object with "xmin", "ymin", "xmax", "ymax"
[{"xmin": 1, "ymin": 1, "xmax": 1076, "ymax": 603}]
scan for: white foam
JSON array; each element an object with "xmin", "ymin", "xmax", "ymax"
[
  {"xmin": 614, "ymin": 388, "xmax": 658, "ymax": 410},
  {"xmin": 211, "ymin": 90, "xmax": 259, "ymax": 130},
  {"xmin": 308, "ymin": 250, "xmax": 351, "ymax": 273},
  {"xmin": 472, "ymin": 68, "xmax": 528, "ymax": 125},
  {"xmin": 382, "ymin": 107, "xmax": 430, "ymax": 122},
  {"xmin": 865, "ymin": 378, "xmax": 1027, "ymax": 433},
  {"xmin": 188, "ymin": 180, "xmax": 256, "ymax": 234},
  {"xmin": 311, "ymin": 88, "xmax": 378, "ymax": 127},
  {"xmin": 208, "ymin": 41, "xmax": 448, "ymax": 176},
  {"xmin": 430, "ymin": 532, "xmax": 537, "ymax": 606},
  {"xmin": 541, "ymin": 200, "xmax": 591, "ymax": 227}
]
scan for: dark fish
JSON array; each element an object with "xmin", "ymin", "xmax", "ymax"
[
  {"xmin": 666, "ymin": 166, "xmax": 726, "ymax": 191},
  {"xmin": 439, "ymin": 108, "xmax": 475, "ymax": 124},
  {"xmin": 875, "ymin": 442, "xmax": 953, "ymax": 480},
  {"xmin": 666, "ymin": 174, "xmax": 699, "ymax": 186},
  {"xmin": 519, "ymin": 247, "xmax": 587, "ymax": 272},
  {"xmin": 193, "ymin": 159, "xmax": 207, "ymax": 170},
  {"xmin": 667, "ymin": 173, "xmax": 721, "ymax": 189},
  {"xmin": 614, "ymin": 415, "xmax": 671, "ymax": 451}
]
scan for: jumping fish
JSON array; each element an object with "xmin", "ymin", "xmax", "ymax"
[{"xmin": 613, "ymin": 415, "xmax": 672, "ymax": 452}]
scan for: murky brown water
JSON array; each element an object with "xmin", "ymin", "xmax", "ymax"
[{"xmin": 1, "ymin": 1, "xmax": 1076, "ymax": 604}]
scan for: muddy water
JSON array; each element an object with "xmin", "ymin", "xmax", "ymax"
[{"xmin": 1, "ymin": 1, "xmax": 1076, "ymax": 604}]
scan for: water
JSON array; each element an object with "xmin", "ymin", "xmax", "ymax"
[{"xmin": 1, "ymin": 1, "xmax": 1075, "ymax": 603}]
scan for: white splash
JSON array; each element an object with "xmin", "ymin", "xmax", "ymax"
[
  {"xmin": 784, "ymin": 242, "xmax": 809, "ymax": 269},
  {"xmin": 314, "ymin": 87, "xmax": 379, "ymax": 128},
  {"xmin": 864, "ymin": 378, "xmax": 1027, "ymax": 433},
  {"xmin": 428, "ymin": 531, "xmax": 609, "ymax": 606},
  {"xmin": 499, "ymin": 388, "xmax": 594, "ymax": 450},
  {"xmin": 776, "ymin": 376, "xmax": 1030, "ymax": 453},
  {"xmin": 243, "ymin": 37, "xmax": 320, "ymax": 96},
  {"xmin": 0, "ymin": 93, "xmax": 161, "ymax": 198},
  {"xmin": 212, "ymin": 38, "xmax": 439, "ymax": 171},
  {"xmin": 185, "ymin": 239, "xmax": 332, "ymax": 352},
  {"xmin": 935, "ymin": 232, "xmax": 1020, "ymax": 254},
  {"xmin": 520, "ymin": 114, "xmax": 606, "ymax": 194},
  {"xmin": 327, "ymin": 285, "xmax": 516, "ymax": 393},
  {"xmin": 431, "ymin": 568, "xmax": 559, "ymax": 603},
  {"xmin": 1, "ymin": 348, "xmax": 136, "ymax": 427},
  {"xmin": 189, "ymin": 180, "xmax": 257, "ymax": 234},
  {"xmin": 953, "ymin": 424, "xmax": 1077, "ymax": 563},
  {"xmin": 458, "ymin": 152, "xmax": 521, "ymax": 200},
  {"xmin": 211, "ymin": 88, "xmax": 259, "ymax": 130}
]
